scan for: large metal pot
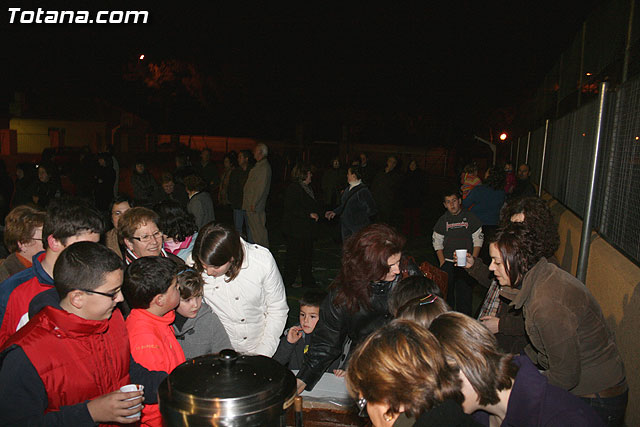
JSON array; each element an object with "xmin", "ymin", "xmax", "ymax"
[{"xmin": 158, "ymin": 349, "xmax": 297, "ymax": 426}]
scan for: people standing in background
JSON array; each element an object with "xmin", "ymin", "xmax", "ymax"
[
  {"xmin": 504, "ymin": 161, "xmax": 516, "ymax": 194},
  {"xmin": 325, "ymin": 165, "xmax": 377, "ymax": 241},
  {"xmin": 0, "ymin": 206, "xmax": 46, "ymax": 283},
  {"xmin": 371, "ymin": 155, "xmax": 401, "ymax": 225},
  {"xmin": 511, "ymin": 163, "xmax": 537, "ymax": 199},
  {"xmin": 104, "ymin": 194, "xmax": 132, "ymax": 259},
  {"xmin": 12, "ymin": 162, "xmax": 37, "ymax": 208},
  {"xmin": 94, "ymin": 153, "xmax": 116, "ymax": 212},
  {"xmin": 130, "ymin": 159, "xmax": 159, "ymax": 208},
  {"xmin": 460, "ymin": 162, "xmax": 481, "ymax": 200},
  {"xmin": 228, "ymin": 150, "xmax": 253, "ymax": 242},
  {"xmin": 32, "ymin": 164, "xmax": 61, "ymax": 209},
  {"xmin": 357, "ymin": 152, "xmax": 375, "ymax": 185},
  {"xmin": 242, "ymin": 143, "xmax": 272, "ymax": 248},
  {"xmin": 184, "ymin": 175, "xmax": 215, "ymax": 230},
  {"xmin": 402, "ymin": 159, "xmax": 425, "ymax": 238},
  {"xmin": 463, "ymin": 166, "xmax": 506, "ymax": 264},
  {"xmin": 173, "ymin": 152, "xmax": 195, "ymax": 186},
  {"xmin": 195, "ymin": 148, "xmax": 219, "ymax": 199},
  {"xmin": 321, "ymin": 157, "xmax": 344, "ymax": 210},
  {"xmin": 282, "ymin": 163, "xmax": 320, "ymax": 289},
  {"xmin": 218, "ymin": 151, "xmax": 237, "ymax": 207},
  {"xmin": 158, "ymin": 172, "xmax": 189, "ymax": 209}
]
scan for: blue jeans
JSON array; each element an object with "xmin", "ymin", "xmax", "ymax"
[
  {"xmin": 580, "ymin": 388, "xmax": 628, "ymax": 427},
  {"xmin": 233, "ymin": 209, "xmax": 253, "ymax": 243}
]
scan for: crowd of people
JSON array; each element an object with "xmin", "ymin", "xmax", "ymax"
[{"xmin": 0, "ymin": 144, "xmax": 628, "ymax": 426}]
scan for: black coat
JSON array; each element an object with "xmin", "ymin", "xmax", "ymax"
[
  {"xmin": 282, "ymin": 182, "xmax": 320, "ymax": 239},
  {"xmin": 297, "ymin": 259, "xmax": 421, "ymax": 389}
]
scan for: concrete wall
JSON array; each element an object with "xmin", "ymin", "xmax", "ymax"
[
  {"xmin": 9, "ymin": 118, "xmax": 107, "ymax": 153},
  {"xmin": 547, "ymin": 193, "xmax": 640, "ymax": 425}
]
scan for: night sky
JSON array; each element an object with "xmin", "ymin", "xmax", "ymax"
[{"xmin": 3, "ymin": 2, "xmax": 599, "ymax": 143}]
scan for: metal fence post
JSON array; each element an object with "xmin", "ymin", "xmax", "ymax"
[
  {"xmin": 537, "ymin": 120, "xmax": 549, "ymax": 197},
  {"xmin": 516, "ymin": 137, "xmax": 520, "ymax": 165},
  {"xmin": 525, "ymin": 131, "xmax": 531, "ymax": 163},
  {"xmin": 576, "ymin": 82, "xmax": 608, "ymax": 282}
]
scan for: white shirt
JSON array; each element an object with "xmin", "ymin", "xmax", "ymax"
[{"xmin": 187, "ymin": 239, "xmax": 288, "ymax": 357}]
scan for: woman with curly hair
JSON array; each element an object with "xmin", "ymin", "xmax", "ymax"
[
  {"xmin": 296, "ymin": 223, "xmax": 420, "ymax": 393},
  {"xmin": 429, "ymin": 312, "xmax": 603, "ymax": 426},
  {"xmin": 155, "ymin": 200, "xmax": 199, "ymax": 261},
  {"xmin": 346, "ymin": 319, "xmax": 473, "ymax": 427},
  {"xmin": 477, "ymin": 223, "xmax": 627, "ymax": 425}
]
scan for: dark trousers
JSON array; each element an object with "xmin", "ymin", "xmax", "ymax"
[
  {"xmin": 403, "ymin": 207, "xmax": 421, "ymax": 237},
  {"xmin": 284, "ymin": 235, "xmax": 315, "ymax": 287},
  {"xmin": 440, "ymin": 261, "xmax": 473, "ymax": 316},
  {"xmin": 580, "ymin": 388, "xmax": 628, "ymax": 427}
]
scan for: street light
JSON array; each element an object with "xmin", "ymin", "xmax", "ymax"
[{"xmin": 499, "ymin": 132, "xmax": 508, "ymax": 141}]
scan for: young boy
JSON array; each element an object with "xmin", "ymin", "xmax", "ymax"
[
  {"xmin": 432, "ymin": 188, "xmax": 483, "ymax": 316},
  {"xmin": 273, "ymin": 291, "xmax": 340, "ymax": 373},
  {"xmin": 0, "ymin": 241, "xmax": 166, "ymax": 425},
  {"xmin": 124, "ymin": 256, "xmax": 186, "ymax": 427},
  {"xmin": 173, "ymin": 267, "xmax": 232, "ymax": 359}
]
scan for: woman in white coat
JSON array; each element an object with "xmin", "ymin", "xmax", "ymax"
[{"xmin": 188, "ymin": 223, "xmax": 288, "ymax": 357}]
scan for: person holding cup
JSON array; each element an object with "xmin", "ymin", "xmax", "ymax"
[
  {"xmin": 0, "ymin": 242, "xmax": 167, "ymax": 425},
  {"xmin": 432, "ymin": 187, "xmax": 483, "ymax": 315}
]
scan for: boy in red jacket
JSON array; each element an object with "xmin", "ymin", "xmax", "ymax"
[
  {"xmin": 124, "ymin": 256, "xmax": 186, "ymax": 427},
  {"xmin": 0, "ymin": 241, "xmax": 166, "ymax": 426}
]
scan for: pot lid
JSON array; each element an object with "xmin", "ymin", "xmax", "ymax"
[{"xmin": 159, "ymin": 349, "xmax": 297, "ymax": 418}]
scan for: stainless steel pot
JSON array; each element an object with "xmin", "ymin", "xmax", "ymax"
[{"xmin": 158, "ymin": 349, "xmax": 297, "ymax": 426}]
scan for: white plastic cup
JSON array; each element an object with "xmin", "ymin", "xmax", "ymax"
[
  {"xmin": 455, "ymin": 249, "xmax": 467, "ymax": 267},
  {"xmin": 119, "ymin": 384, "xmax": 143, "ymax": 419}
]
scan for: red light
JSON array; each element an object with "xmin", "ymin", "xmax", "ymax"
[
  {"xmin": 499, "ymin": 133, "xmax": 507, "ymax": 141},
  {"xmin": 139, "ymin": 54, "xmax": 145, "ymax": 60}
]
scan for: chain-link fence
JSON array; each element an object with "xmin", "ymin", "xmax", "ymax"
[
  {"xmin": 521, "ymin": 0, "xmax": 640, "ymax": 131},
  {"xmin": 519, "ymin": 75, "xmax": 640, "ymax": 263}
]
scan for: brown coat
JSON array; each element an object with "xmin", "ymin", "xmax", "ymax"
[
  {"xmin": 514, "ymin": 257, "xmax": 625, "ymax": 395},
  {"xmin": 0, "ymin": 253, "xmax": 29, "ymax": 283}
]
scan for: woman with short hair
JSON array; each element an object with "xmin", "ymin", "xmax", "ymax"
[
  {"xmin": 296, "ymin": 223, "xmax": 420, "ymax": 392},
  {"xmin": 346, "ymin": 319, "xmax": 472, "ymax": 427},
  {"xmin": 0, "ymin": 205, "xmax": 46, "ymax": 282},
  {"xmin": 189, "ymin": 223, "xmax": 288, "ymax": 357},
  {"xmin": 430, "ymin": 312, "xmax": 604, "ymax": 426}
]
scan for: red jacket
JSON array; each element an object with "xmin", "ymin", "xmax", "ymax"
[
  {"xmin": 5, "ymin": 305, "xmax": 130, "ymax": 421},
  {"xmin": 127, "ymin": 309, "xmax": 185, "ymax": 426}
]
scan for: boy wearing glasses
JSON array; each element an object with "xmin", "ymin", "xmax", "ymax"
[
  {"xmin": 0, "ymin": 241, "xmax": 167, "ymax": 425},
  {"xmin": 0, "ymin": 198, "xmax": 104, "ymax": 346},
  {"xmin": 123, "ymin": 256, "xmax": 186, "ymax": 427}
]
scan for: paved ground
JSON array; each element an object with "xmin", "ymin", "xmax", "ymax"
[{"xmin": 217, "ymin": 179, "xmax": 486, "ymax": 328}]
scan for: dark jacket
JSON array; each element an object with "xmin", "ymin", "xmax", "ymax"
[
  {"xmin": 297, "ymin": 260, "xmax": 421, "ymax": 390},
  {"xmin": 188, "ymin": 191, "xmax": 215, "ymax": 229},
  {"xmin": 282, "ymin": 182, "xmax": 320, "ymax": 239},
  {"xmin": 272, "ymin": 329, "xmax": 340, "ymax": 372},
  {"xmin": 402, "ymin": 168, "xmax": 426, "ymax": 209},
  {"xmin": 333, "ymin": 183, "xmax": 377, "ymax": 238},
  {"xmin": 227, "ymin": 166, "xmax": 250, "ymax": 210},
  {"xmin": 371, "ymin": 169, "xmax": 401, "ymax": 222},
  {"xmin": 511, "ymin": 178, "xmax": 536, "ymax": 200},
  {"xmin": 516, "ymin": 258, "xmax": 625, "ymax": 395},
  {"xmin": 462, "ymin": 185, "xmax": 505, "ymax": 226},
  {"xmin": 472, "ymin": 355, "xmax": 604, "ymax": 426}
]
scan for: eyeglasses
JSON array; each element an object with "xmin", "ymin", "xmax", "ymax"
[
  {"xmin": 131, "ymin": 230, "xmax": 163, "ymax": 243},
  {"xmin": 80, "ymin": 288, "xmax": 122, "ymax": 300},
  {"xmin": 356, "ymin": 397, "xmax": 368, "ymax": 417}
]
